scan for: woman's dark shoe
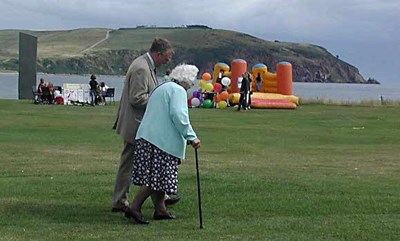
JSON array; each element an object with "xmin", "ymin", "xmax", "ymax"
[
  {"xmin": 153, "ymin": 211, "xmax": 176, "ymax": 220},
  {"xmin": 124, "ymin": 207, "xmax": 149, "ymax": 225},
  {"xmin": 165, "ymin": 195, "xmax": 181, "ymax": 206}
]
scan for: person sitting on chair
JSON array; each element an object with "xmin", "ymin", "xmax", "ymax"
[
  {"xmin": 37, "ymin": 79, "xmax": 51, "ymax": 104},
  {"xmin": 37, "ymin": 78, "xmax": 46, "ymax": 96},
  {"xmin": 47, "ymin": 81, "xmax": 55, "ymax": 104}
]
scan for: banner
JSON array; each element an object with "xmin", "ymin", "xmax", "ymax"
[{"xmin": 63, "ymin": 83, "xmax": 90, "ymax": 105}]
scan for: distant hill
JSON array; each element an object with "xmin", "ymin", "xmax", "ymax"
[{"xmin": 0, "ymin": 27, "xmax": 377, "ymax": 83}]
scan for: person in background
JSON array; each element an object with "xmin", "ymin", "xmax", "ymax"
[
  {"xmin": 216, "ymin": 69, "xmax": 224, "ymax": 85},
  {"xmin": 124, "ymin": 64, "xmax": 201, "ymax": 224},
  {"xmin": 237, "ymin": 72, "xmax": 251, "ymax": 111},
  {"xmin": 89, "ymin": 74, "xmax": 98, "ymax": 106},
  {"xmin": 37, "ymin": 78, "xmax": 46, "ymax": 95},
  {"xmin": 248, "ymin": 74, "xmax": 252, "ymax": 109},
  {"xmin": 54, "ymin": 89, "xmax": 64, "ymax": 104},
  {"xmin": 47, "ymin": 81, "xmax": 55, "ymax": 104},
  {"xmin": 256, "ymin": 73, "xmax": 262, "ymax": 92},
  {"xmin": 38, "ymin": 78, "xmax": 53, "ymax": 104},
  {"xmin": 99, "ymin": 82, "xmax": 109, "ymax": 105},
  {"xmin": 112, "ymin": 37, "xmax": 175, "ymax": 214},
  {"xmin": 162, "ymin": 69, "xmax": 171, "ymax": 82}
]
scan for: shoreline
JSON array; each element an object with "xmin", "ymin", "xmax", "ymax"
[
  {"xmin": 0, "ymin": 71, "xmax": 381, "ymax": 84},
  {"xmin": 0, "ymin": 71, "xmax": 126, "ymax": 78}
]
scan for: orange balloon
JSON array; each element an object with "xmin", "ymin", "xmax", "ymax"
[
  {"xmin": 202, "ymin": 72, "xmax": 211, "ymax": 81},
  {"xmin": 215, "ymin": 94, "xmax": 222, "ymax": 103},
  {"xmin": 220, "ymin": 91, "xmax": 229, "ymax": 100}
]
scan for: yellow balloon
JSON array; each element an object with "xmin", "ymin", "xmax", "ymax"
[
  {"xmin": 205, "ymin": 83, "xmax": 213, "ymax": 92},
  {"xmin": 218, "ymin": 100, "xmax": 227, "ymax": 109},
  {"xmin": 199, "ymin": 80, "xmax": 207, "ymax": 88},
  {"xmin": 229, "ymin": 93, "xmax": 240, "ymax": 104}
]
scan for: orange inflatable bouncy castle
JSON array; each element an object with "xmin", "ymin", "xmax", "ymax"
[
  {"xmin": 230, "ymin": 59, "xmax": 247, "ymax": 93},
  {"xmin": 252, "ymin": 63, "xmax": 278, "ymax": 93},
  {"xmin": 277, "ymin": 62, "xmax": 293, "ymax": 95},
  {"xmin": 228, "ymin": 61, "xmax": 299, "ymax": 109},
  {"xmin": 212, "ymin": 62, "xmax": 230, "ymax": 84}
]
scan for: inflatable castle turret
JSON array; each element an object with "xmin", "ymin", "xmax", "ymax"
[{"xmin": 224, "ymin": 59, "xmax": 299, "ymax": 109}]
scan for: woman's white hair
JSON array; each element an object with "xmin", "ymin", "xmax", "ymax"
[{"xmin": 169, "ymin": 64, "xmax": 199, "ymax": 86}]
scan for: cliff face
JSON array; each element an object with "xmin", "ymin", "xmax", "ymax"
[
  {"xmin": 35, "ymin": 47, "xmax": 367, "ymax": 84},
  {"xmin": 0, "ymin": 28, "xmax": 374, "ymax": 83},
  {"xmin": 37, "ymin": 50, "xmax": 141, "ymax": 76}
]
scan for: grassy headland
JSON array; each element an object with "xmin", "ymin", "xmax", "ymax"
[
  {"xmin": 0, "ymin": 100, "xmax": 399, "ymax": 240},
  {"xmin": 0, "ymin": 27, "xmax": 367, "ymax": 83}
]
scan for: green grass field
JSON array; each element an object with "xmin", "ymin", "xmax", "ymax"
[{"xmin": 0, "ymin": 100, "xmax": 399, "ymax": 241}]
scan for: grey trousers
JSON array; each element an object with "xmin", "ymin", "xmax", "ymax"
[{"xmin": 112, "ymin": 140, "xmax": 135, "ymax": 208}]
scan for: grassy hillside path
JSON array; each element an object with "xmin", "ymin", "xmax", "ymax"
[{"xmin": 82, "ymin": 29, "xmax": 111, "ymax": 53}]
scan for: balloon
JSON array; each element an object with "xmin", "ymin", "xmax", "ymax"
[
  {"xmin": 205, "ymin": 83, "xmax": 213, "ymax": 92},
  {"xmin": 199, "ymin": 79, "xmax": 207, "ymax": 88},
  {"xmin": 187, "ymin": 89, "xmax": 194, "ymax": 98},
  {"xmin": 229, "ymin": 93, "xmax": 240, "ymax": 104},
  {"xmin": 202, "ymin": 99, "xmax": 213, "ymax": 108},
  {"xmin": 213, "ymin": 83, "xmax": 222, "ymax": 93},
  {"xmin": 219, "ymin": 91, "xmax": 229, "ymax": 100},
  {"xmin": 202, "ymin": 72, "xmax": 211, "ymax": 81},
  {"xmin": 191, "ymin": 97, "xmax": 201, "ymax": 107},
  {"xmin": 215, "ymin": 94, "xmax": 222, "ymax": 103},
  {"xmin": 218, "ymin": 100, "xmax": 228, "ymax": 109},
  {"xmin": 221, "ymin": 77, "xmax": 231, "ymax": 86},
  {"xmin": 192, "ymin": 90, "xmax": 201, "ymax": 99}
]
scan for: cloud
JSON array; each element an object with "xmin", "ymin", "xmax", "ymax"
[
  {"xmin": 0, "ymin": 0, "xmax": 399, "ymax": 82},
  {"xmin": 1, "ymin": 0, "xmax": 398, "ymax": 42}
]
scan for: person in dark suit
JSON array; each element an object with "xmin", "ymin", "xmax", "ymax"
[
  {"xmin": 112, "ymin": 38, "xmax": 174, "ymax": 213},
  {"xmin": 237, "ymin": 72, "xmax": 251, "ymax": 111},
  {"xmin": 89, "ymin": 74, "xmax": 98, "ymax": 106}
]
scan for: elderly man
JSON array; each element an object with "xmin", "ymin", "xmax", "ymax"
[{"xmin": 112, "ymin": 37, "xmax": 179, "ymax": 212}]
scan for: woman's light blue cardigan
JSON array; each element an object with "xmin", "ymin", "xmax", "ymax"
[{"xmin": 135, "ymin": 81, "xmax": 197, "ymax": 159}]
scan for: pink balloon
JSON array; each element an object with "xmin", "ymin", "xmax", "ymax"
[
  {"xmin": 191, "ymin": 97, "xmax": 201, "ymax": 107},
  {"xmin": 187, "ymin": 97, "xmax": 193, "ymax": 107}
]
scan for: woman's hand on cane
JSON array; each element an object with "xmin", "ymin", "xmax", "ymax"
[{"xmin": 191, "ymin": 138, "xmax": 201, "ymax": 149}]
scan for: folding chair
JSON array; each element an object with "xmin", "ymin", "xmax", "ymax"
[
  {"xmin": 32, "ymin": 86, "xmax": 41, "ymax": 104},
  {"xmin": 105, "ymin": 88, "xmax": 115, "ymax": 105}
]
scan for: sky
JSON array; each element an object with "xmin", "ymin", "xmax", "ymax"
[{"xmin": 0, "ymin": 0, "xmax": 399, "ymax": 84}]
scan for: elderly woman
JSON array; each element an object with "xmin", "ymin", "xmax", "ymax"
[{"xmin": 125, "ymin": 64, "xmax": 201, "ymax": 224}]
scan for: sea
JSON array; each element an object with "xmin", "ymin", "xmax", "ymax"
[{"xmin": 1, "ymin": 72, "xmax": 399, "ymax": 102}]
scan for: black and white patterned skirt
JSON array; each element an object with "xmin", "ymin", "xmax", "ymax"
[{"xmin": 132, "ymin": 138, "xmax": 179, "ymax": 194}]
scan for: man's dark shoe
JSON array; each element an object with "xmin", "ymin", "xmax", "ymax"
[
  {"xmin": 165, "ymin": 195, "xmax": 181, "ymax": 206},
  {"xmin": 111, "ymin": 206, "xmax": 128, "ymax": 213},
  {"xmin": 153, "ymin": 211, "xmax": 176, "ymax": 220}
]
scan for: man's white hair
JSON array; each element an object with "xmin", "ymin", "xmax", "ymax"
[{"xmin": 169, "ymin": 64, "xmax": 199, "ymax": 85}]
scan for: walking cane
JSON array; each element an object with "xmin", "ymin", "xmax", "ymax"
[{"xmin": 195, "ymin": 148, "xmax": 204, "ymax": 229}]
